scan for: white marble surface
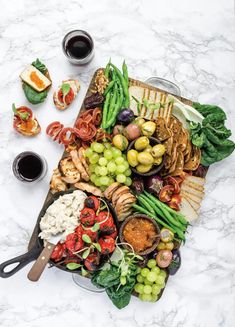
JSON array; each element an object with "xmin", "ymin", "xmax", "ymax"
[{"xmin": 0, "ymin": 0, "xmax": 235, "ymax": 326}]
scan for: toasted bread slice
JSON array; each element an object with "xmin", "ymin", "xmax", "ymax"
[
  {"xmin": 180, "ymin": 190, "xmax": 202, "ymax": 204},
  {"xmin": 181, "ymin": 194, "xmax": 200, "ymax": 212},
  {"xmin": 20, "ymin": 65, "xmax": 51, "ymax": 92},
  {"xmin": 183, "ymin": 180, "xmax": 204, "ymax": 191},
  {"xmin": 179, "ymin": 197, "xmax": 198, "ymax": 222},
  {"xmin": 180, "ymin": 183, "xmax": 204, "ymax": 198},
  {"xmin": 185, "ymin": 175, "xmax": 205, "ymax": 186},
  {"xmin": 53, "ymin": 79, "xmax": 80, "ymax": 110}
]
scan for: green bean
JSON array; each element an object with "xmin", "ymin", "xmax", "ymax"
[
  {"xmin": 104, "ymin": 80, "xmax": 115, "ymax": 96},
  {"xmin": 104, "ymin": 59, "xmax": 111, "ymax": 78},
  {"xmin": 122, "ymin": 60, "xmax": 129, "ymax": 84},
  {"xmin": 144, "ymin": 190, "xmax": 187, "ymax": 225},
  {"xmin": 137, "ymin": 196, "xmax": 155, "ymax": 214},
  {"xmin": 106, "ymin": 83, "xmax": 117, "ymax": 122},
  {"xmin": 132, "ymin": 204, "xmax": 177, "ymax": 235},
  {"xmin": 101, "ymin": 91, "xmax": 111, "ymax": 129},
  {"xmin": 139, "ymin": 194, "xmax": 165, "ymax": 217},
  {"xmin": 105, "ymin": 82, "xmax": 123, "ymax": 128},
  {"xmin": 110, "ymin": 63, "xmax": 130, "ymax": 107},
  {"xmin": 143, "ymin": 191, "xmax": 185, "ymax": 230}
]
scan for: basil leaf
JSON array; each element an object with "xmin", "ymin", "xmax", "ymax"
[
  {"xmin": 91, "ymin": 223, "xmax": 100, "ymax": 232},
  {"xmin": 93, "ymin": 243, "xmax": 101, "ymax": 252},
  {"xmin": 81, "ymin": 267, "xmax": 88, "ymax": 276},
  {"xmin": 61, "ymin": 83, "xmax": 71, "ymax": 97},
  {"xmin": 82, "ymin": 234, "xmax": 92, "ymax": 244},
  {"xmin": 32, "ymin": 58, "xmax": 47, "ymax": 74},
  {"xmin": 12, "ymin": 103, "xmax": 29, "ymax": 120},
  {"xmin": 82, "ymin": 248, "xmax": 90, "ymax": 259},
  {"xmin": 66, "ymin": 263, "xmax": 82, "ymax": 270},
  {"xmin": 22, "ymin": 83, "xmax": 48, "ymax": 104}
]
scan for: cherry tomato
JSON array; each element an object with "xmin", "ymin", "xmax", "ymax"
[
  {"xmin": 84, "ymin": 252, "xmax": 100, "ymax": 271},
  {"xmin": 80, "ymin": 208, "xmax": 96, "ymax": 227},
  {"xmin": 58, "ymin": 87, "xmax": 74, "ymax": 105},
  {"xmin": 159, "ymin": 185, "xmax": 174, "ymax": 202},
  {"xmin": 156, "ymin": 250, "xmax": 173, "ymax": 268},
  {"xmin": 95, "ymin": 211, "xmax": 114, "ymax": 233},
  {"xmin": 83, "ymin": 228, "xmax": 98, "ymax": 242},
  {"xmin": 84, "ymin": 196, "xmax": 100, "ymax": 211},
  {"xmin": 98, "ymin": 236, "xmax": 116, "ymax": 255},
  {"xmin": 50, "ymin": 243, "xmax": 65, "ymax": 261}
]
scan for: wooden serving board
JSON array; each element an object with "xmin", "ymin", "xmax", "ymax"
[{"xmin": 27, "ymin": 69, "xmax": 199, "ymax": 301}]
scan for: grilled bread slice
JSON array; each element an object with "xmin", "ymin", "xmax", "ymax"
[
  {"xmin": 179, "ymin": 197, "xmax": 198, "ymax": 222},
  {"xmin": 53, "ymin": 79, "xmax": 80, "ymax": 110}
]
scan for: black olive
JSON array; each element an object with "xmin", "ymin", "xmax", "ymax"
[{"xmin": 84, "ymin": 197, "xmax": 95, "ymax": 209}]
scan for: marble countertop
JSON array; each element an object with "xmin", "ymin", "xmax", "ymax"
[{"xmin": 0, "ymin": 0, "xmax": 235, "ymax": 326}]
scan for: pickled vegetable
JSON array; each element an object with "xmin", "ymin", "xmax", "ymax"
[{"xmin": 153, "ymin": 157, "xmax": 163, "ymax": 165}]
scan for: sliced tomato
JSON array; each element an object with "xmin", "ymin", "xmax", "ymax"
[
  {"xmin": 168, "ymin": 194, "xmax": 181, "ymax": 211},
  {"xmin": 159, "ymin": 185, "xmax": 174, "ymax": 202},
  {"xmin": 59, "ymin": 127, "xmax": 76, "ymax": 145},
  {"xmin": 58, "ymin": 87, "xmax": 74, "ymax": 105}
]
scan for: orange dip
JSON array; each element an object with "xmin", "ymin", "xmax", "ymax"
[
  {"xmin": 30, "ymin": 71, "xmax": 45, "ymax": 89},
  {"xmin": 123, "ymin": 218, "xmax": 157, "ymax": 253}
]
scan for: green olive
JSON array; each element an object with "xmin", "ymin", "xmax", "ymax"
[
  {"xmin": 134, "ymin": 136, "xmax": 149, "ymax": 151},
  {"xmin": 127, "ymin": 149, "xmax": 139, "ymax": 167},
  {"xmin": 136, "ymin": 163, "xmax": 153, "ymax": 173},
  {"xmin": 134, "ymin": 117, "xmax": 145, "ymax": 126},
  {"xmin": 137, "ymin": 152, "xmax": 154, "ymax": 165},
  {"xmin": 112, "ymin": 134, "xmax": 128, "ymax": 151},
  {"xmin": 143, "ymin": 145, "xmax": 153, "ymax": 154},
  {"xmin": 153, "ymin": 156, "xmax": 163, "ymax": 165},
  {"xmin": 151, "ymin": 144, "xmax": 166, "ymax": 158},
  {"xmin": 141, "ymin": 121, "xmax": 156, "ymax": 137}
]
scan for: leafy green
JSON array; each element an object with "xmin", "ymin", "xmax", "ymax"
[
  {"xmin": 82, "ymin": 234, "xmax": 92, "ymax": 244},
  {"xmin": 66, "ymin": 263, "xmax": 82, "ymax": 270},
  {"xmin": 61, "ymin": 83, "xmax": 71, "ymax": 97},
  {"xmin": 91, "ymin": 247, "xmax": 141, "ymax": 309},
  {"xmin": 12, "ymin": 103, "xmax": 30, "ymax": 120},
  {"xmin": 32, "ymin": 58, "xmax": 47, "ymax": 74},
  {"xmin": 82, "ymin": 248, "xmax": 90, "ymax": 259},
  {"xmin": 22, "ymin": 59, "xmax": 49, "ymax": 104},
  {"xmin": 22, "ymin": 83, "xmax": 48, "ymax": 104},
  {"xmin": 190, "ymin": 102, "xmax": 235, "ymax": 166}
]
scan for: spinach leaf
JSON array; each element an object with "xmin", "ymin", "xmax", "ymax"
[
  {"xmin": 91, "ymin": 264, "xmax": 120, "ymax": 288},
  {"xmin": 193, "ymin": 102, "xmax": 226, "ymax": 118},
  {"xmin": 191, "ymin": 131, "xmax": 205, "ymax": 148},
  {"xmin": 202, "ymin": 112, "xmax": 226, "ymax": 126},
  {"xmin": 22, "ymin": 82, "xmax": 48, "ymax": 104},
  {"xmin": 32, "ymin": 58, "xmax": 47, "ymax": 74},
  {"xmin": 106, "ymin": 287, "xmax": 132, "ymax": 309}
]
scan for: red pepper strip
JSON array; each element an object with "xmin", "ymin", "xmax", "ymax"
[
  {"xmin": 59, "ymin": 127, "xmax": 76, "ymax": 145},
  {"xmin": 164, "ymin": 176, "xmax": 180, "ymax": 194},
  {"xmin": 168, "ymin": 194, "xmax": 181, "ymax": 211},
  {"xmin": 92, "ymin": 108, "xmax": 102, "ymax": 126},
  {"xmin": 46, "ymin": 121, "xmax": 64, "ymax": 141},
  {"xmin": 159, "ymin": 185, "xmax": 175, "ymax": 202}
]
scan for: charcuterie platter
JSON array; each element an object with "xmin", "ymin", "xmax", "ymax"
[{"xmin": 0, "ymin": 58, "xmax": 234, "ymax": 310}]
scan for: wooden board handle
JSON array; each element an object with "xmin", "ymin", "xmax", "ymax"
[{"xmin": 27, "ymin": 242, "xmax": 55, "ymax": 282}]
